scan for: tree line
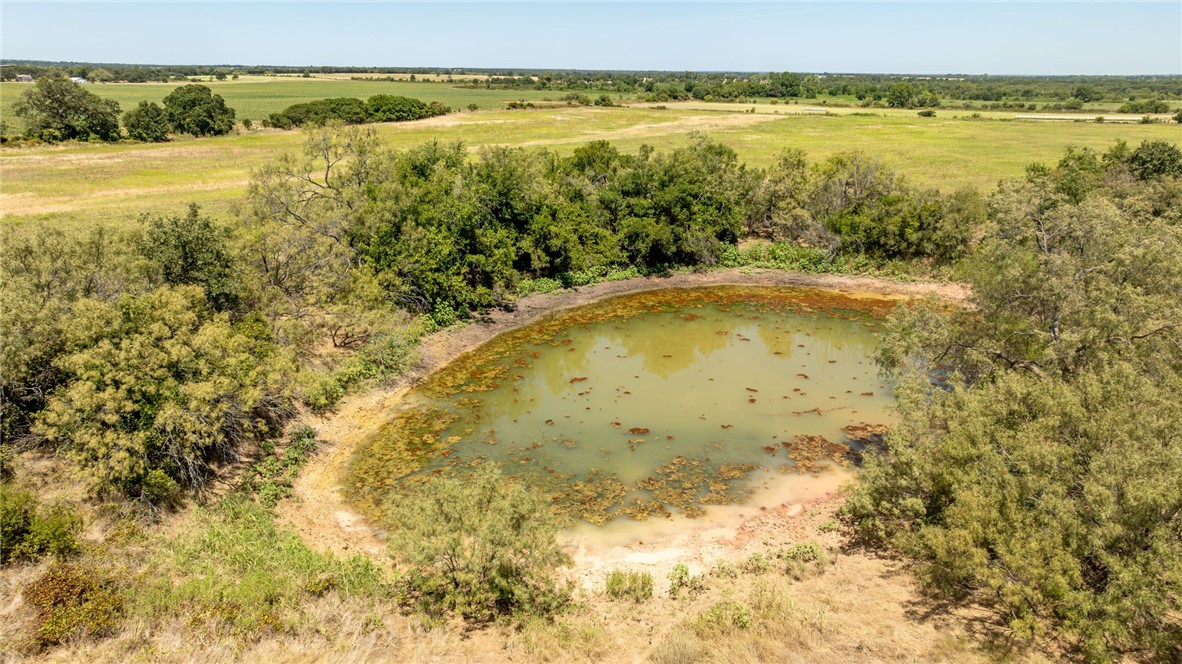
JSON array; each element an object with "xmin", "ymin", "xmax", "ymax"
[
  {"xmin": 10, "ymin": 77, "xmax": 236, "ymax": 143},
  {"xmin": 6, "ymin": 61, "xmax": 1180, "ymax": 106}
]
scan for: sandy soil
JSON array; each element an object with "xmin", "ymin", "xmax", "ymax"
[{"xmin": 278, "ymin": 269, "xmax": 967, "ymax": 570}]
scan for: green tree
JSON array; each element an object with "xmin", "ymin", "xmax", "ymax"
[
  {"xmin": 122, "ymin": 100, "xmax": 170, "ymax": 142},
  {"xmin": 843, "ymin": 161, "xmax": 1182, "ymax": 661},
  {"xmin": 1072, "ymin": 85, "xmax": 1103, "ymax": 103},
  {"xmin": 388, "ymin": 465, "xmax": 571, "ymax": 621},
  {"xmin": 162, "ymin": 84, "xmax": 236, "ymax": 136},
  {"xmin": 12, "ymin": 76, "xmax": 121, "ymax": 141},
  {"xmin": 0, "ymin": 226, "xmax": 141, "ymax": 440},
  {"xmin": 885, "ymin": 82, "xmax": 918, "ymax": 108},
  {"xmin": 87, "ymin": 68, "xmax": 114, "ymax": 83},
  {"xmin": 32, "ymin": 286, "xmax": 292, "ymax": 498},
  {"xmin": 139, "ymin": 204, "xmax": 239, "ymax": 310},
  {"xmin": 1127, "ymin": 139, "xmax": 1182, "ymax": 180},
  {"xmin": 365, "ymin": 94, "xmax": 442, "ymax": 122}
]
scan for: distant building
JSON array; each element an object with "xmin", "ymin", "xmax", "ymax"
[
  {"xmin": 69, "ymin": 76, "xmax": 88, "ymax": 84},
  {"xmin": 15, "ymin": 74, "xmax": 33, "ymax": 83}
]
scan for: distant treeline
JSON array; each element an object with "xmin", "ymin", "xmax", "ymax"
[
  {"xmin": 263, "ymin": 95, "xmax": 449, "ymax": 129},
  {"xmin": 4, "ymin": 60, "xmax": 1180, "ymax": 106},
  {"xmin": 471, "ymin": 72, "xmax": 1182, "ymax": 108}
]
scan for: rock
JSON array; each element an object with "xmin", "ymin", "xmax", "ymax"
[{"xmin": 786, "ymin": 503, "xmax": 804, "ymax": 517}]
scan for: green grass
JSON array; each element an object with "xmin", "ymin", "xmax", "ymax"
[
  {"xmin": 605, "ymin": 570, "xmax": 654, "ymax": 602},
  {"xmin": 0, "ymin": 74, "xmax": 610, "ymax": 129},
  {"xmin": 2, "ymin": 104, "xmax": 1178, "ymax": 228},
  {"xmin": 135, "ymin": 497, "xmax": 389, "ymax": 638}
]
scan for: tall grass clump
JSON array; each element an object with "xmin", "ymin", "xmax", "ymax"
[{"xmin": 605, "ymin": 570, "xmax": 653, "ymax": 602}]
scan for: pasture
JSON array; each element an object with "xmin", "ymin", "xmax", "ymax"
[
  {"xmin": 0, "ymin": 74, "xmax": 603, "ymax": 129},
  {"xmin": 2, "ymin": 102, "xmax": 1178, "ymax": 228}
]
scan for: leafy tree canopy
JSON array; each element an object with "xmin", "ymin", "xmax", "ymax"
[
  {"xmin": 162, "ymin": 84, "xmax": 236, "ymax": 137},
  {"xmin": 122, "ymin": 100, "xmax": 170, "ymax": 142},
  {"xmin": 12, "ymin": 76, "xmax": 121, "ymax": 142},
  {"xmin": 843, "ymin": 151, "xmax": 1182, "ymax": 661}
]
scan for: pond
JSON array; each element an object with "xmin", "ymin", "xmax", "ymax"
[{"xmin": 346, "ymin": 286, "xmax": 896, "ymax": 537}]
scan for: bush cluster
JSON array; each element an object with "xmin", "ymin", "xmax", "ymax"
[
  {"xmin": 23, "ymin": 563, "xmax": 123, "ymax": 650},
  {"xmin": 0, "ymin": 487, "xmax": 82, "ymax": 564},
  {"xmin": 264, "ymin": 94, "xmax": 447, "ymax": 129},
  {"xmin": 1116, "ymin": 98, "xmax": 1171, "ymax": 114},
  {"xmin": 247, "ymin": 128, "xmax": 980, "ymax": 324},
  {"xmin": 843, "ymin": 142, "xmax": 1182, "ymax": 661}
]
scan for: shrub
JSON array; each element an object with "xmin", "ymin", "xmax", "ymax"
[
  {"xmin": 139, "ymin": 469, "xmax": 181, "ymax": 509},
  {"xmin": 605, "ymin": 570, "xmax": 653, "ymax": 602},
  {"xmin": 303, "ymin": 324, "xmax": 424, "ymax": 413},
  {"xmin": 692, "ymin": 601, "xmax": 751, "ymax": 637},
  {"xmin": 266, "ymin": 94, "xmax": 448, "ymax": 129},
  {"xmin": 366, "ymin": 94, "xmax": 444, "ymax": 122},
  {"xmin": 122, "ymin": 101, "xmax": 170, "ymax": 142},
  {"xmin": 667, "ymin": 563, "xmax": 706, "ymax": 598},
  {"xmin": 239, "ymin": 425, "xmax": 319, "ymax": 506},
  {"xmin": 0, "ymin": 487, "xmax": 82, "ymax": 564},
  {"xmin": 740, "ymin": 552, "xmax": 770, "ymax": 574},
  {"xmin": 917, "ymin": 109, "xmax": 936, "ymax": 117},
  {"xmin": 1128, "ymin": 139, "xmax": 1182, "ymax": 180},
  {"xmin": 711, "ymin": 560, "xmax": 738, "ymax": 578},
  {"xmin": 273, "ymin": 97, "xmax": 368, "ymax": 127},
  {"xmin": 23, "ymin": 562, "xmax": 123, "ymax": 650},
  {"xmin": 388, "ymin": 465, "xmax": 571, "ymax": 621},
  {"xmin": 778, "ymin": 541, "xmax": 829, "ymax": 579},
  {"xmin": 1117, "ymin": 99, "xmax": 1170, "ymax": 114},
  {"xmin": 32, "ymin": 285, "xmax": 291, "ymax": 497}
]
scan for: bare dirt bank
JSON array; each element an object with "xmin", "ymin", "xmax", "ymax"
[{"xmin": 278, "ymin": 268, "xmax": 966, "ymax": 565}]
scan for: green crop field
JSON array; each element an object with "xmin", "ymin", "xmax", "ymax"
[
  {"xmin": 0, "ymin": 74, "xmax": 606, "ymax": 129},
  {"xmin": 2, "ymin": 102, "xmax": 1178, "ymax": 229}
]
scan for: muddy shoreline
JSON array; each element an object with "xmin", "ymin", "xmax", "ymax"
[{"xmin": 277, "ymin": 268, "xmax": 967, "ymax": 566}]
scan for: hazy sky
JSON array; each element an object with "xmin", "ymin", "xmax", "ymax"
[{"xmin": 3, "ymin": 2, "xmax": 1180, "ymax": 75}]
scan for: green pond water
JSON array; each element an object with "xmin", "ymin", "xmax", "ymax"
[{"xmin": 347, "ymin": 286, "xmax": 896, "ymax": 534}]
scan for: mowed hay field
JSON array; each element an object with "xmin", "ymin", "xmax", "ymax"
[{"xmin": 2, "ymin": 93, "xmax": 1179, "ymax": 228}]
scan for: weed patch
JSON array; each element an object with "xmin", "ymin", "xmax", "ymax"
[
  {"xmin": 23, "ymin": 562, "xmax": 123, "ymax": 651},
  {"xmin": 605, "ymin": 570, "xmax": 653, "ymax": 602}
]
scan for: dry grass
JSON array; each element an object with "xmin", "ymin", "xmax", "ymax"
[
  {"xmin": 17, "ymin": 558, "xmax": 1043, "ymax": 664},
  {"xmin": 4, "ymin": 105, "xmax": 1178, "ymax": 229},
  {"xmin": 1, "ymin": 510, "xmax": 1056, "ymax": 664}
]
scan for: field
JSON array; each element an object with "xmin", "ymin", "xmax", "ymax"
[
  {"xmin": 0, "ymin": 74, "xmax": 607, "ymax": 129},
  {"xmin": 2, "ymin": 98, "xmax": 1178, "ymax": 228}
]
